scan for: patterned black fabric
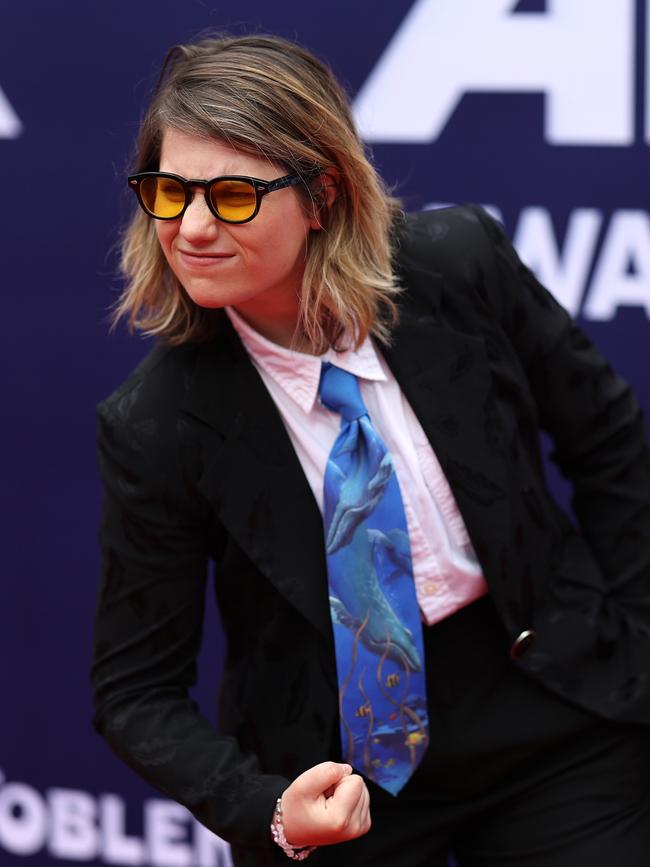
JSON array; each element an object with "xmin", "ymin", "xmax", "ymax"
[{"xmin": 92, "ymin": 206, "xmax": 650, "ymax": 866}]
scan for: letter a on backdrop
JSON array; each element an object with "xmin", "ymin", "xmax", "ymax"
[
  {"xmin": 0, "ymin": 86, "xmax": 23, "ymax": 138},
  {"xmin": 354, "ymin": 0, "xmax": 634, "ymax": 145}
]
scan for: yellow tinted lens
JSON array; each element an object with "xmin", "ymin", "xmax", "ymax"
[
  {"xmin": 211, "ymin": 180, "xmax": 257, "ymax": 221},
  {"xmin": 140, "ymin": 176, "xmax": 186, "ymax": 218}
]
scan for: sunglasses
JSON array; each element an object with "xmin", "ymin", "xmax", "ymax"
[{"xmin": 127, "ymin": 170, "xmax": 312, "ymax": 224}]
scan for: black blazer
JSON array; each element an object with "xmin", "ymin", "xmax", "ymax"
[{"xmin": 92, "ymin": 205, "xmax": 650, "ymax": 866}]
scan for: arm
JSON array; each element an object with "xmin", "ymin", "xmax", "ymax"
[
  {"xmin": 92, "ymin": 393, "xmax": 371, "ymax": 855},
  {"xmin": 92, "ymin": 398, "xmax": 290, "ymax": 848},
  {"xmin": 473, "ymin": 205, "xmax": 650, "ymax": 607}
]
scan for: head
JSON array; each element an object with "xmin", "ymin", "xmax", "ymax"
[{"xmin": 117, "ymin": 33, "xmax": 402, "ymax": 351}]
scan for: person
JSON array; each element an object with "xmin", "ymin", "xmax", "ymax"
[{"xmin": 92, "ymin": 32, "xmax": 650, "ymax": 867}]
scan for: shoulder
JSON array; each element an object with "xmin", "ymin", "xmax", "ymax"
[
  {"xmin": 96, "ymin": 341, "xmax": 207, "ymax": 480},
  {"xmin": 392, "ymin": 204, "xmax": 563, "ymax": 332},
  {"xmin": 97, "ymin": 341, "xmax": 201, "ymax": 429},
  {"xmin": 96, "ymin": 339, "xmax": 213, "ymax": 510},
  {"xmin": 393, "ymin": 204, "xmax": 502, "ymax": 285},
  {"xmin": 391, "ymin": 204, "xmax": 515, "ymax": 326}
]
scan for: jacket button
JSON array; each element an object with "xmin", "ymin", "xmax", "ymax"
[{"xmin": 510, "ymin": 629, "xmax": 536, "ymax": 660}]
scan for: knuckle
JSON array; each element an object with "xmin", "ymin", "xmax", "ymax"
[
  {"xmin": 332, "ymin": 813, "xmax": 349, "ymax": 834},
  {"xmin": 348, "ymin": 774, "xmax": 363, "ymax": 792}
]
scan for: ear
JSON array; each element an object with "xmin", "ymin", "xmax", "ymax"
[{"xmin": 308, "ymin": 169, "xmax": 340, "ymax": 231}]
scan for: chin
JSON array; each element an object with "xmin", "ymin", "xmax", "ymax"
[
  {"xmin": 181, "ymin": 281, "xmax": 232, "ymax": 309},
  {"xmin": 186, "ymin": 293, "xmax": 228, "ymax": 310}
]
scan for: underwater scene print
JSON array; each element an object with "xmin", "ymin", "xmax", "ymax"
[{"xmin": 324, "ymin": 408, "xmax": 429, "ymax": 796}]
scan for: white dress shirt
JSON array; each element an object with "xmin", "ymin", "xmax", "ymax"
[{"xmin": 226, "ymin": 307, "xmax": 487, "ymax": 626}]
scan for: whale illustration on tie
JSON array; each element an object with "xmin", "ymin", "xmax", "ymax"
[
  {"xmin": 329, "ymin": 527, "xmax": 422, "ymax": 673},
  {"xmin": 319, "ymin": 363, "xmax": 429, "ymax": 794},
  {"xmin": 326, "ymin": 421, "xmax": 393, "ymax": 555},
  {"xmin": 368, "ymin": 528, "xmax": 412, "ymax": 580}
]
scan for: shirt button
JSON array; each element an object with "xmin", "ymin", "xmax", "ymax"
[{"xmin": 422, "ymin": 581, "xmax": 439, "ymax": 596}]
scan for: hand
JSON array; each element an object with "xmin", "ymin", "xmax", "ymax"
[{"xmin": 280, "ymin": 761, "xmax": 371, "ymax": 847}]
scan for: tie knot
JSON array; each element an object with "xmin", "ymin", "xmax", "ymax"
[{"xmin": 319, "ymin": 363, "xmax": 368, "ymax": 421}]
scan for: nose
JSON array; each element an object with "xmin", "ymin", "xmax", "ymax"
[{"xmin": 178, "ymin": 189, "xmax": 219, "ymax": 244}]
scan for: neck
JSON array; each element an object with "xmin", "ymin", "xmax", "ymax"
[{"xmin": 231, "ymin": 304, "xmax": 319, "ymax": 354}]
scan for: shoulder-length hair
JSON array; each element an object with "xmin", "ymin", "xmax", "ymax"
[{"xmin": 115, "ymin": 33, "xmax": 403, "ymax": 351}]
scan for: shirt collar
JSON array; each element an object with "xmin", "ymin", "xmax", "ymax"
[{"xmin": 225, "ymin": 306, "xmax": 387, "ymax": 414}]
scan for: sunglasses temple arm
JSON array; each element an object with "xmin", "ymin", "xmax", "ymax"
[{"xmin": 267, "ymin": 173, "xmax": 313, "ymax": 193}]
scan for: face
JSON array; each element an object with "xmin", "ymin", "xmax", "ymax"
[{"xmin": 155, "ymin": 127, "xmax": 320, "ymax": 344}]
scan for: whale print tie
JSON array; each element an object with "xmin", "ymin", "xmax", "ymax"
[{"xmin": 319, "ymin": 362, "xmax": 429, "ymax": 795}]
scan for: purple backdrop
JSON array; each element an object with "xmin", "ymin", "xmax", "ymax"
[{"xmin": 2, "ymin": 1, "xmax": 649, "ymax": 864}]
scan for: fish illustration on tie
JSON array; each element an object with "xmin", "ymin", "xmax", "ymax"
[
  {"xmin": 321, "ymin": 365, "xmax": 428, "ymax": 794},
  {"xmin": 405, "ymin": 731, "xmax": 427, "ymax": 748}
]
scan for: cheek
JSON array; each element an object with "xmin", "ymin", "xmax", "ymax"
[
  {"xmin": 155, "ymin": 222, "xmax": 177, "ymax": 261},
  {"xmin": 267, "ymin": 212, "xmax": 311, "ymax": 262}
]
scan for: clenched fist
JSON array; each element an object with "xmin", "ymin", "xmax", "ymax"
[{"xmin": 280, "ymin": 761, "xmax": 371, "ymax": 847}]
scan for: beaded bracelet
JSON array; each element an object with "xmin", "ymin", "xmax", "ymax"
[{"xmin": 270, "ymin": 796, "xmax": 317, "ymax": 861}]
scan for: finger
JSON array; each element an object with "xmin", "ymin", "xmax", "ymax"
[
  {"xmin": 350, "ymin": 783, "xmax": 371, "ymax": 835},
  {"xmin": 348, "ymin": 778, "xmax": 367, "ymax": 814},
  {"xmin": 327, "ymin": 770, "xmax": 357, "ymax": 797},
  {"xmin": 329, "ymin": 778, "xmax": 370, "ymax": 842},
  {"xmin": 293, "ymin": 761, "xmax": 352, "ymax": 799},
  {"xmin": 323, "ymin": 769, "xmax": 354, "ymax": 800},
  {"xmin": 327, "ymin": 773, "xmax": 365, "ymax": 816}
]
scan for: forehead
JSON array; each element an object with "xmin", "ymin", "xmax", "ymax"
[{"xmin": 158, "ymin": 127, "xmax": 280, "ymax": 178}]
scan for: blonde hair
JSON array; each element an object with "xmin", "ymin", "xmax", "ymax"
[{"xmin": 116, "ymin": 33, "xmax": 403, "ymax": 351}]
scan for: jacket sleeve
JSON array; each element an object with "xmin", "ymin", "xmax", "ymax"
[
  {"xmin": 92, "ymin": 395, "xmax": 290, "ymax": 851},
  {"xmin": 472, "ymin": 204, "xmax": 650, "ymax": 609}
]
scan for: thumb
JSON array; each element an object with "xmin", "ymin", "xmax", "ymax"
[{"xmin": 293, "ymin": 762, "xmax": 353, "ymax": 799}]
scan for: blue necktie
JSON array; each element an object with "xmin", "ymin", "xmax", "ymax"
[{"xmin": 319, "ymin": 362, "xmax": 429, "ymax": 796}]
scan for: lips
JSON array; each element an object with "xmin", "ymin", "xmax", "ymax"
[
  {"xmin": 177, "ymin": 250, "xmax": 236, "ymax": 268},
  {"xmin": 178, "ymin": 250, "xmax": 235, "ymax": 259}
]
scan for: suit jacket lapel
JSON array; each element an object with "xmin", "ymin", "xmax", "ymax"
[
  {"xmin": 181, "ymin": 316, "xmax": 332, "ymax": 640},
  {"xmin": 179, "ymin": 261, "xmax": 522, "ymax": 639},
  {"xmin": 381, "ymin": 263, "xmax": 519, "ymax": 623}
]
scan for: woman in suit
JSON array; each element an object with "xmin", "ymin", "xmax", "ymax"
[{"xmin": 93, "ymin": 33, "xmax": 650, "ymax": 866}]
